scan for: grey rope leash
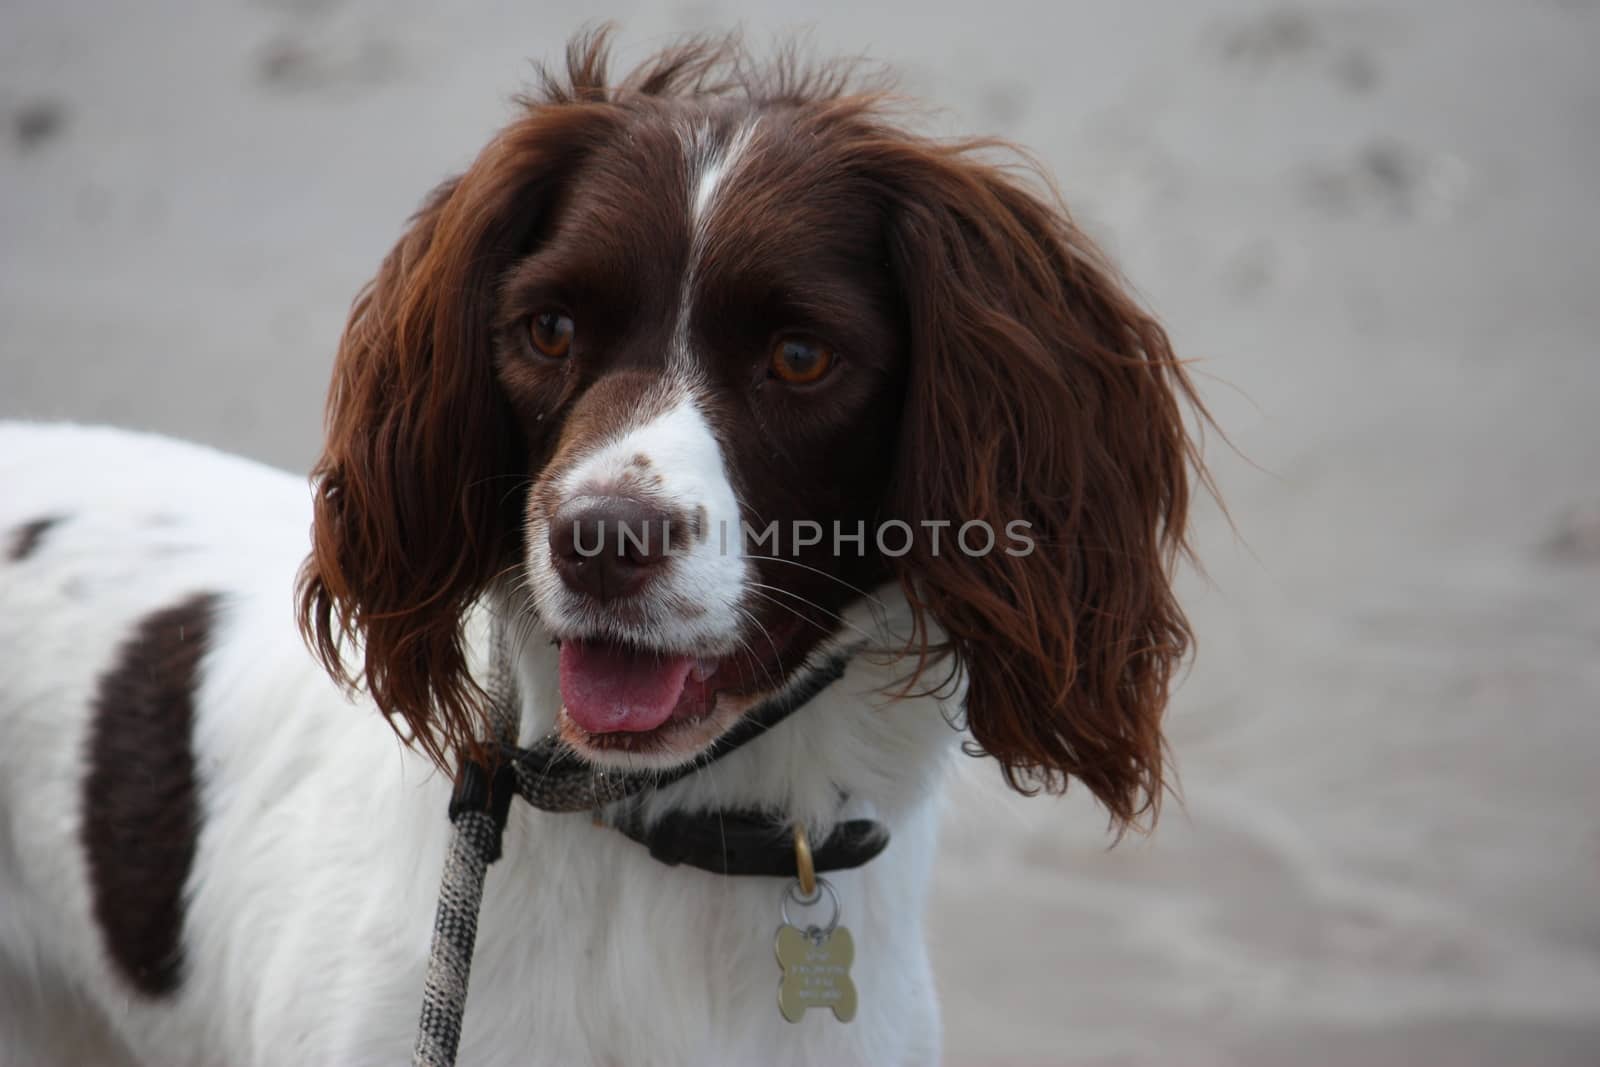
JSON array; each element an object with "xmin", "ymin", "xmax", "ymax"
[
  {"xmin": 412, "ymin": 621, "xmax": 521, "ymax": 1067},
  {"xmin": 412, "ymin": 777, "xmax": 511, "ymax": 1066}
]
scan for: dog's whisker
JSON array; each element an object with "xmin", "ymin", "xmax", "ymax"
[
  {"xmin": 746, "ymin": 586, "xmax": 883, "ymax": 648},
  {"xmin": 739, "ymin": 554, "xmax": 891, "ymax": 610}
]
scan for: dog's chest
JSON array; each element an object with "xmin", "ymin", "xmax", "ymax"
[{"xmin": 446, "ymin": 812, "xmax": 939, "ymax": 1067}]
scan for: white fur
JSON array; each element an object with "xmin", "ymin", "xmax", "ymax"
[
  {"xmin": 0, "ymin": 422, "xmax": 956, "ymax": 1066},
  {"xmin": 526, "ymin": 383, "xmax": 751, "ymax": 656},
  {"xmin": 672, "ymin": 121, "xmax": 758, "ymax": 376},
  {"xmin": 688, "ymin": 121, "xmax": 757, "ymax": 233}
]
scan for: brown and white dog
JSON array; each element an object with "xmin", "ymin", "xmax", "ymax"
[{"xmin": 0, "ymin": 32, "xmax": 1202, "ymax": 1066}]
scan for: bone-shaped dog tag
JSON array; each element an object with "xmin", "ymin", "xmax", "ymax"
[{"xmin": 775, "ymin": 923, "xmax": 857, "ymax": 1023}]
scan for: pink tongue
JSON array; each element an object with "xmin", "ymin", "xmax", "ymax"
[{"xmin": 559, "ymin": 640, "xmax": 695, "ymax": 734}]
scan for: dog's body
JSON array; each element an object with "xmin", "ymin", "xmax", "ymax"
[
  {"xmin": 0, "ymin": 424, "xmax": 949, "ymax": 1066},
  {"xmin": 0, "ymin": 32, "xmax": 1203, "ymax": 1066}
]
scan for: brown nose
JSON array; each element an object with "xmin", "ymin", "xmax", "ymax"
[{"xmin": 548, "ymin": 496, "xmax": 676, "ymax": 602}]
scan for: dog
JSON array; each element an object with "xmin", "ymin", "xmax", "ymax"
[{"xmin": 0, "ymin": 31, "xmax": 1202, "ymax": 1066}]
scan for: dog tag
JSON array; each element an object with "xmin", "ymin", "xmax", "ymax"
[
  {"xmin": 775, "ymin": 923, "xmax": 856, "ymax": 1022},
  {"xmin": 771, "ymin": 870, "xmax": 857, "ymax": 1030}
]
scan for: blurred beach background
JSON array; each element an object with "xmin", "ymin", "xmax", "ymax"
[{"xmin": 3, "ymin": 1, "xmax": 1598, "ymax": 1063}]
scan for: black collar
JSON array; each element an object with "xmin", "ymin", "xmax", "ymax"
[
  {"xmin": 610, "ymin": 807, "xmax": 890, "ymax": 879},
  {"xmin": 456, "ymin": 650, "xmax": 892, "ymax": 877}
]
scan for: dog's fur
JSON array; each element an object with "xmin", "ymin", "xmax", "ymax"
[{"xmin": 0, "ymin": 33, "xmax": 1202, "ymax": 1066}]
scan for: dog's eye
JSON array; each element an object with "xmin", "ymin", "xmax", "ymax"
[
  {"xmin": 530, "ymin": 311, "xmax": 575, "ymax": 359},
  {"xmin": 769, "ymin": 338, "xmax": 835, "ymax": 384}
]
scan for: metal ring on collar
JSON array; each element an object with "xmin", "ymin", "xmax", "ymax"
[
  {"xmin": 792, "ymin": 823, "xmax": 816, "ymax": 897},
  {"xmin": 780, "ymin": 875, "xmax": 839, "ymax": 938}
]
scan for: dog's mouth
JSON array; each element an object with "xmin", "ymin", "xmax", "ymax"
[{"xmin": 555, "ymin": 618, "xmax": 806, "ymax": 761}]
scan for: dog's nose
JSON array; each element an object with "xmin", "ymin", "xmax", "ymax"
[{"xmin": 548, "ymin": 495, "xmax": 676, "ymax": 602}]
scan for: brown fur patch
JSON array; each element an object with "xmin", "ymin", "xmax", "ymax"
[
  {"xmin": 7, "ymin": 515, "xmax": 63, "ymax": 562},
  {"xmin": 82, "ymin": 592, "xmax": 218, "ymax": 996}
]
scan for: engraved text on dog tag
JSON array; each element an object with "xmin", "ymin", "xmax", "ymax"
[{"xmin": 775, "ymin": 923, "xmax": 857, "ymax": 1023}]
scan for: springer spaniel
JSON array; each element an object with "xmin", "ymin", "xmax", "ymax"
[{"xmin": 0, "ymin": 32, "xmax": 1202, "ymax": 1067}]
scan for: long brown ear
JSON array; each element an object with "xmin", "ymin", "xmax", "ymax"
[
  {"xmin": 297, "ymin": 101, "xmax": 612, "ymax": 769},
  {"xmin": 884, "ymin": 142, "xmax": 1206, "ymax": 830}
]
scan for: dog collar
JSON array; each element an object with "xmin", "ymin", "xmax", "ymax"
[
  {"xmin": 454, "ymin": 648, "xmax": 892, "ymax": 875},
  {"xmin": 608, "ymin": 806, "xmax": 889, "ymax": 878}
]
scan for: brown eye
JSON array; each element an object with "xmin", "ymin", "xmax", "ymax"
[
  {"xmin": 530, "ymin": 311, "xmax": 574, "ymax": 359},
  {"xmin": 769, "ymin": 338, "xmax": 835, "ymax": 384}
]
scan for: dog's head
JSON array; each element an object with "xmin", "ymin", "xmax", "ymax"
[{"xmin": 299, "ymin": 31, "xmax": 1203, "ymax": 829}]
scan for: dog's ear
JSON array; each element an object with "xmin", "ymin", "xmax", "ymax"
[
  {"xmin": 882, "ymin": 140, "xmax": 1205, "ymax": 830},
  {"xmin": 297, "ymin": 101, "xmax": 613, "ymax": 769}
]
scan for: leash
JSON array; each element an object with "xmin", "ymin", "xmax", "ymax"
[
  {"xmin": 411, "ymin": 623, "xmax": 887, "ymax": 1066},
  {"xmin": 412, "ymin": 619, "xmax": 521, "ymax": 1067}
]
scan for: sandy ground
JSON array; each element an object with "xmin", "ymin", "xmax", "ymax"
[{"xmin": 4, "ymin": 1, "xmax": 1598, "ymax": 1064}]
